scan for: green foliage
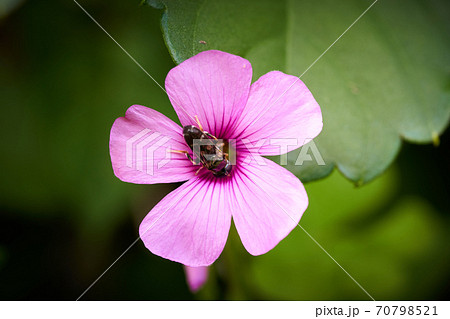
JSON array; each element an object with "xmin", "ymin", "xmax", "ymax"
[
  {"xmin": 0, "ymin": 0, "xmax": 176, "ymax": 260},
  {"xmin": 150, "ymin": 0, "xmax": 450, "ymax": 184},
  {"xmin": 247, "ymin": 168, "xmax": 449, "ymax": 300},
  {"xmin": 1, "ymin": 0, "xmax": 448, "ymax": 301}
]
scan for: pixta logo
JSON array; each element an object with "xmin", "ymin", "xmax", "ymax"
[{"xmin": 126, "ymin": 129, "xmax": 171, "ymax": 176}]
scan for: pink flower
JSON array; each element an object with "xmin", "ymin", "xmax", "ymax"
[
  {"xmin": 184, "ymin": 266, "xmax": 209, "ymax": 293},
  {"xmin": 110, "ymin": 50, "xmax": 322, "ymax": 267}
]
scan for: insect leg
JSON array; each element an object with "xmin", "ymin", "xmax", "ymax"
[
  {"xmin": 203, "ymin": 132, "xmax": 218, "ymax": 140},
  {"xmin": 168, "ymin": 150, "xmax": 196, "ymax": 164},
  {"xmin": 195, "ymin": 166, "xmax": 204, "ymax": 175},
  {"xmin": 194, "ymin": 116, "xmax": 219, "ymax": 141}
]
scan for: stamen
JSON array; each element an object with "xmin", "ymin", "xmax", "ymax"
[{"xmin": 194, "ymin": 115, "xmax": 203, "ymax": 131}]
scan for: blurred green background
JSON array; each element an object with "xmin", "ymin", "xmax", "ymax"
[{"xmin": 0, "ymin": 0, "xmax": 449, "ymax": 300}]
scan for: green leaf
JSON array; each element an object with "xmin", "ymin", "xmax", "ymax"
[{"xmin": 149, "ymin": 0, "xmax": 450, "ymax": 183}]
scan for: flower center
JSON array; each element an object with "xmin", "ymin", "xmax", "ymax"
[{"xmin": 182, "ymin": 125, "xmax": 234, "ymax": 177}]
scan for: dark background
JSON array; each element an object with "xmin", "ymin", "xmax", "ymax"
[{"xmin": 0, "ymin": 0, "xmax": 449, "ymax": 300}]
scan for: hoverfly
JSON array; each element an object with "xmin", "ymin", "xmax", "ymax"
[{"xmin": 172, "ymin": 116, "xmax": 232, "ymax": 177}]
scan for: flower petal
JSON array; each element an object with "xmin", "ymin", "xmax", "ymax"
[
  {"xmin": 139, "ymin": 175, "xmax": 232, "ymax": 266},
  {"xmin": 110, "ymin": 105, "xmax": 196, "ymax": 184},
  {"xmin": 165, "ymin": 50, "xmax": 252, "ymax": 138},
  {"xmin": 184, "ymin": 266, "xmax": 209, "ymax": 293},
  {"xmin": 231, "ymin": 157, "xmax": 308, "ymax": 255},
  {"xmin": 232, "ymin": 71, "xmax": 323, "ymax": 155}
]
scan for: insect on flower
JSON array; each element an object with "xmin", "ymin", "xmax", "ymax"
[
  {"xmin": 110, "ymin": 50, "xmax": 323, "ymax": 267},
  {"xmin": 171, "ymin": 115, "xmax": 232, "ymax": 177}
]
